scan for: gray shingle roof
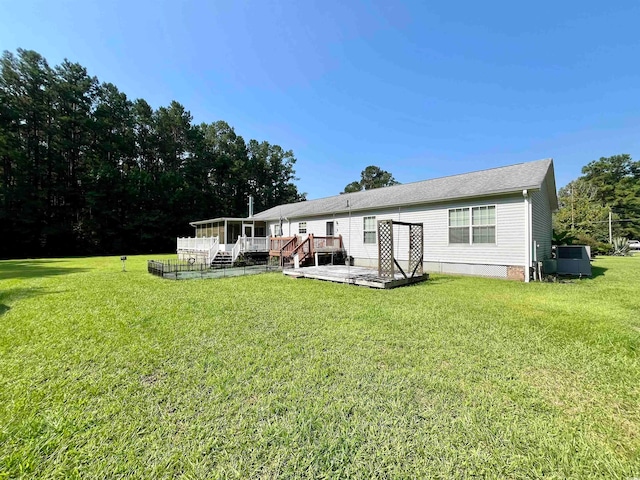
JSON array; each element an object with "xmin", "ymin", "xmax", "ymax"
[{"xmin": 252, "ymin": 158, "xmax": 556, "ymax": 221}]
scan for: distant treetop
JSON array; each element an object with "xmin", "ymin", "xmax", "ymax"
[{"xmin": 342, "ymin": 165, "xmax": 399, "ymax": 193}]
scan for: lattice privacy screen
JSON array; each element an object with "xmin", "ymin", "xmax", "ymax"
[
  {"xmin": 409, "ymin": 224, "xmax": 424, "ymax": 276},
  {"xmin": 378, "ymin": 220, "xmax": 424, "ymax": 278},
  {"xmin": 378, "ymin": 220, "xmax": 394, "ymax": 278}
]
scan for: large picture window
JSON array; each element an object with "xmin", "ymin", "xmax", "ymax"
[
  {"xmin": 448, "ymin": 206, "xmax": 496, "ymax": 244},
  {"xmin": 363, "ymin": 216, "xmax": 376, "ymax": 244}
]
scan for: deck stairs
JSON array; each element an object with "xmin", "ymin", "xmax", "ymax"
[
  {"xmin": 271, "ymin": 234, "xmax": 345, "ymax": 268},
  {"xmin": 290, "ymin": 236, "xmax": 315, "ymax": 267},
  {"xmin": 211, "ymin": 251, "xmax": 233, "ymax": 268}
]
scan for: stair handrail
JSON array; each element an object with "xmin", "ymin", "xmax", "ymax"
[
  {"xmin": 231, "ymin": 236, "xmax": 242, "ymax": 264},
  {"xmin": 207, "ymin": 236, "xmax": 220, "ymax": 264},
  {"xmin": 290, "ymin": 234, "xmax": 314, "ymax": 262},
  {"xmin": 280, "ymin": 236, "xmax": 299, "ymax": 256},
  {"xmin": 279, "ymin": 235, "xmax": 300, "ymax": 267}
]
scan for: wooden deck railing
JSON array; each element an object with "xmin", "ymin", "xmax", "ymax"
[
  {"xmin": 269, "ymin": 236, "xmax": 296, "ymax": 256},
  {"xmin": 280, "ymin": 236, "xmax": 299, "ymax": 260},
  {"xmin": 270, "ymin": 234, "xmax": 344, "ymax": 267},
  {"xmin": 289, "ymin": 235, "xmax": 313, "ymax": 265},
  {"xmin": 312, "ymin": 235, "xmax": 343, "ymax": 252}
]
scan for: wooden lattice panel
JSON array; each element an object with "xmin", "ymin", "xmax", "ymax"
[
  {"xmin": 409, "ymin": 224, "xmax": 424, "ymax": 276},
  {"xmin": 378, "ymin": 220, "xmax": 394, "ymax": 278}
]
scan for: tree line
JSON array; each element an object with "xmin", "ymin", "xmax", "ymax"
[
  {"xmin": 554, "ymin": 154, "xmax": 640, "ymax": 249},
  {"xmin": 0, "ymin": 49, "xmax": 305, "ymax": 258}
]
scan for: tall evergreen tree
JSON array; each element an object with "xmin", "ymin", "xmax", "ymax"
[{"xmin": 0, "ymin": 49, "xmax": 306, "ymax": 258}]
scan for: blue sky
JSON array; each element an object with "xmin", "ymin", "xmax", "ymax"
[{"xmin": 2, "ymin": 0, "xmax": 639, "ymax": 199}]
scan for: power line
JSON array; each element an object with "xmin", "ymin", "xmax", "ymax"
[{"xmin": 591, "ymin": 217, "xmax": 640, "ymax": 223}]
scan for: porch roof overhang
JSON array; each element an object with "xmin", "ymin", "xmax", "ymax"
[{"xmin": 189, "ymin": 217, "xmax": 253, "ymax": 226}]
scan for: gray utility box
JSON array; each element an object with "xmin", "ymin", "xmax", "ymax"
[{"xmin": 555, "ymin": 245, "xmax": 592, "ymax": 277}]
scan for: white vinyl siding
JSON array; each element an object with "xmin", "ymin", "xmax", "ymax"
[
  {"xmin": 363, "ymin": 216, "xmax": 376, "ymax": 244},
  {"xmin": 531, "ymin": 177, "xmax": 554, "ymax": 261},
  {"xmin": 265, "ymin": 195, "xmax": 526, "ymax": 272}
]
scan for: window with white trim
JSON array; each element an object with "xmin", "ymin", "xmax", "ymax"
[
  {"xmin": 363, "ymin": 216, "xmax": 376, "ymax": 244},
  {"xmin": 326, "ymin": 221, "xmax": 334, "ymax": 236},
  {"xmin": 299, "ymin": 222, "xmax": 307, "ymax": 234},
  {"xmin": 448, "ymin": 208, "xmax": 469, "ymax": 244},
  {"xmin": 274, "ymin": 224, "xmax": 282, "ymax": 236},
  {"xmin": 472, "ymin": 206, "xmax": 496, "ymax": 243},
  {"xmin": 448, "ymin": 206, "xmax": 496, "ymax": 244}
]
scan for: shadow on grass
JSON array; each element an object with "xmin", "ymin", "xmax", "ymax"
[
  {"xmin": 423, "ymin": 275, "xmax": 458, "ymax": 286},
  {"xmin": 591, "ymin": 265, "xmax": 608, "ymax": 278},
  {"xmin": 0, "ymin": 287, "xmax": 64, "ymax": 315},
  {"xmin": 0, "ymin": 259, "xmax": 89, "ymax": 280}
]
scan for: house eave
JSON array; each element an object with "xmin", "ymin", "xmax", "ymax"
[
  {"xmin": 189, "ymin": 217, "xmax": 255, "ymax": 226},
  {"xmin": 254, "ymin": 186, "xmax": 543, "ymax": 221}
]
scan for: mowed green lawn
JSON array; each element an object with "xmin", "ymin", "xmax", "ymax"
[{"xmin": 0, "ymin": 255, "xmax": 639, "ymax": 479}]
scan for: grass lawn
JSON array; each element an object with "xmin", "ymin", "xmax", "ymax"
[{"xmin": 1, "ymin": 255, "xmax": 639, "ymax": 478}]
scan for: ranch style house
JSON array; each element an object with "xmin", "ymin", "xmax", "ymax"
[{"xmin": 177, "ymin": 158, "xmax": 558, "ymax": 282}]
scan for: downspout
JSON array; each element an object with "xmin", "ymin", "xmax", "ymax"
[{"xmin": 523, "ymin": 189, "xmax": 531, "ymax": 283}]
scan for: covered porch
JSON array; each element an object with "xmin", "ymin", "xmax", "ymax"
[
  {"xmin": 191, "ymin": 217, "xmax": 267, "ymax": 249},
  {"xmin": 177, "ymin": 217, "xmax": 269, "ymax": 265}
]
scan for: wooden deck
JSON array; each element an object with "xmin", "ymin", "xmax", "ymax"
[{"xmin": 282, "ymin": 265, "xmax": 429, "ymax": 289}]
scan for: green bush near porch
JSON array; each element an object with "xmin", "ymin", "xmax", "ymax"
[{"xmin": 0, "ymin": 255, "xmax": 639, "ymax": 478}]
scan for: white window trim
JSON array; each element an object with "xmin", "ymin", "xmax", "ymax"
[
  {"xmin": 448, "ymin": 207, "xmax": 470, "ymax": 244},
  {"xmin": 363, "ymin": 216, "xmax": 376, "ymax": 244},
  {"xmin": 326, "ymin": 221, "xmax": 334, "ymax": 236},
  {"xmin": 448, "ymin": 205, "xmax": 497, "ymax": 245}
]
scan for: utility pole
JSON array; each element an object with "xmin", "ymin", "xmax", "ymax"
[
  {"xmin": 609, "ymin": 210, "xmax": 612, "ymax": 243},
  {"xmin": 571, "ymin": 185, "xmax": 575, "ymax": 231}
]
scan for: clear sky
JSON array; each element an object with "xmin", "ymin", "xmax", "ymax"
[{"xmin": 2, "ymin": 0, "xmax": 639, "ymax": 199}]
